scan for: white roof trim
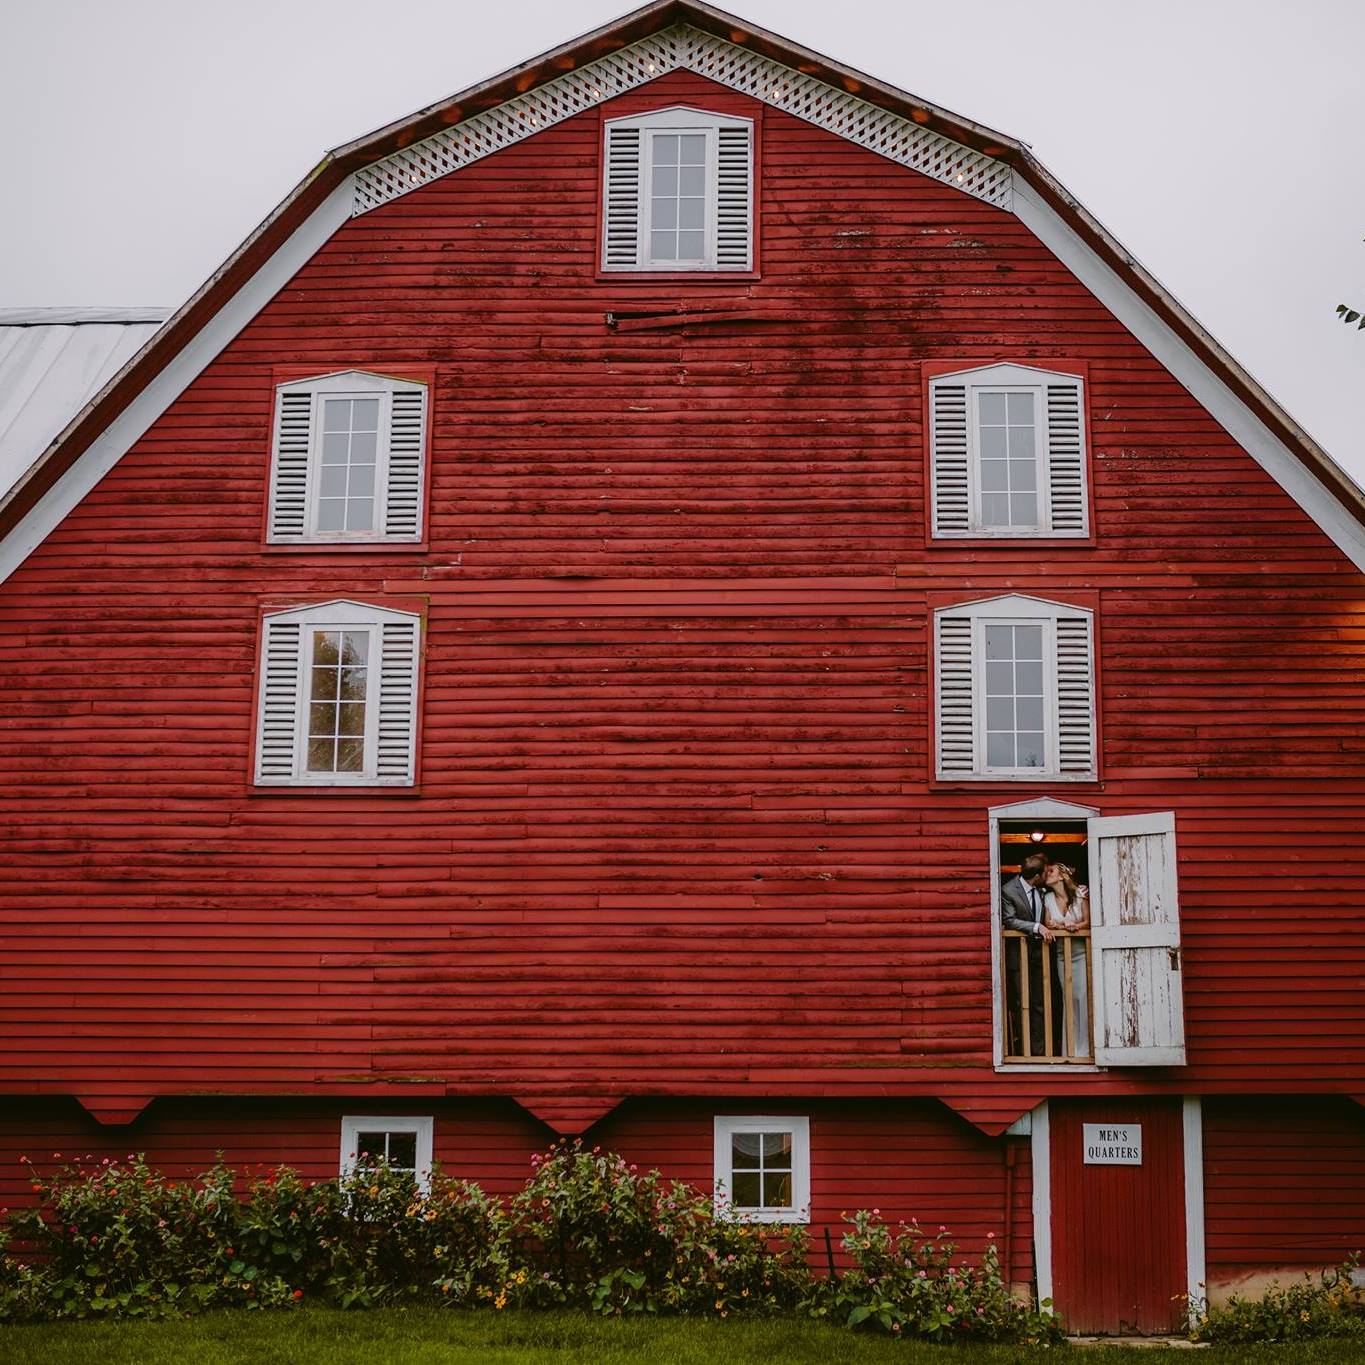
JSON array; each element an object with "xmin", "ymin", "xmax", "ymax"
[{"xmin": 0, "ymin": 21, "xmax": 1362, "ymax": 583}]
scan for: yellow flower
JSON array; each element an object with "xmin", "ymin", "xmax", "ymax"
[
  {"xmin": 495, "ymin": 1293, "xmax": 507, "ymax": 1310},
  {"xmin": 715, "ymin": 1299, "xmax": 725, "ymax": 1311}
]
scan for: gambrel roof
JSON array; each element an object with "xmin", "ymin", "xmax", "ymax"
[{"xmin": 2, "ymin": 0, "xmax": 1363, "ymax": 578}]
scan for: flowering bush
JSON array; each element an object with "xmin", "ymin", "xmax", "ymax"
[
  {"xmin": 0, "ymin": 1142, "xmax": 1058, "ymax": 1345},
  {"xmin": 802, "ymin": 1210, "xmax": 1065, "ymax": 1345},
  {"xmin": 1189, "ymin": 1258, "xmax": 1364, "ymax": 1343}
]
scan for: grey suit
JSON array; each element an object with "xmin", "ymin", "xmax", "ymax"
[{"xmin": 1001, "ymin": 875, "xmax": 1056, "ymax": 1057}]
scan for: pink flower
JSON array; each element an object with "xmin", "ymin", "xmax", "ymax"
[
  {"xmin": 872, "ymin": 1208, "xmax": 880, "ymax": 1216},
  {"xmin": 52, "ymin": 1152, "xmax": 60, "ymax": 1159},
  {"xmin": 986, "ymin": 1231, "xmax": 995, "ymax": 1240}
]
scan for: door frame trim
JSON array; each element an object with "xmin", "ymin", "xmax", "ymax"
[
  {"xmin": 1031, "ymin": 1099, "xmax": 1053, "ymax": 1307},
  {"xmin": 1183, "ymin": 1096, "xmax": 1206, "ymax": 1319}
]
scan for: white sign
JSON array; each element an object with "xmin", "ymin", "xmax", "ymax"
[{"xmin": 1082, "ymin": 1123, "xmax": 1143, "ymax": 1165}]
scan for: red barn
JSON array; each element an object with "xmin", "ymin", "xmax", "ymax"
[{"xmin": 2, "ymin": 1, "xmax": 1363, "ymax": 1336}]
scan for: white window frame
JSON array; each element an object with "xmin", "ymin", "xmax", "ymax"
[
  {"xmin": 929, "ymin": 363, "xmax": 1089, "ymax": 540},
  {"xmin": 339, "ymin": 1114, "xmax": 434, "ymax": 1194},
  {"xmin": 602, "ymin": 107, "xmax": 753, "ymax": 273},
  {"xmin": 266, "ymin": 370, "xmax": 427, "ymax": 545},
  {"xmin": 988, "ymin": 797, "xmax": 1102, "ymax": 1074},
  {"xmin": 934, "ymin": 593, "xmax": 1095, "ymax": 782},
  {"xmin": 253, "ymin": 598, "xmax": 421, "ymax": 788},
  {"xmin": 712, "ymin": 1115, "xmax": 810, "ymax": 1224}
]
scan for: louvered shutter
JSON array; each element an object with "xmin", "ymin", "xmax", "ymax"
[
  {"xmin": 383, "ymin": 384, "xmax": 427, "ymax": 540},
  {"xmin": 255, "ymin": 619, "xmax": 303, "ymax": 782},
  {"xmin": 1055, "ymin": 613, "xmax": 1096, "ymax": 777},
  {"xmin": 267, "ymin": 389, "xmax": 314, "ymax": 541},
  {"xmin": 935, "ymin": 613, "xmax": 976, "ymax": 777},
  {"xmin": 1089, "ymin": 812, "xmax": 1185, "ymax": 1066},
  {"xmin": 929, "ymin": 380, "xmax": 971, "ymax": 535},
  {"xmin": 1045, "ymin": 377, "xmax": 1088, "ymax": 535},
  {"xmin": 715, "ymin": 122, "xmax": 753, "ymax": 269},
  {"xmin": 603, "ymin": 124, "xmax": 642, "ymax": 269},
  {"xmin": 375, "ymin": 619, "xmax": 420, "ymax": 783}
]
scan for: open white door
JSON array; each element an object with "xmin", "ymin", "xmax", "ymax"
[{"xmin": 1089, "ymin": 812, "xmax": 1185, "ymax": 1066}]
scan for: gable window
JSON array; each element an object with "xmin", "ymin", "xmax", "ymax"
[
  {"xmin": 929, "ymin": 364, "xmax": 1088, "ymax": 539},
  {"xmin": 934, "ymin": 594, "xmax": 1095, "ymax": 781},
  {"xmin": 254, "ymin": 599, "xmax": 421, "ymax": 787},
  {"xmin": 713, "ymin": 1115, "xmax": 810, "ymax": 1223},
  {"xmin": 602, "ymin": 108, "xmax": 753, "ymax": 272},
  {"xmin": 340, "ymin": 1115, "xmax": 434, "ymax": 1193},
  {"xmin": 267, "ymin": 370, "xmax": 428, "ymax": 543}
]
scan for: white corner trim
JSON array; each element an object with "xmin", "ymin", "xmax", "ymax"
[
  {"xmin": 1183, "ymin": 1096, "xmax": 1206, "ymax": 1319},
  {"xmin": 0, "ymin": 176, "xmax": 357, "ymax": 585},
  {"xmin": 1011, "ymin": 172, "xmax": 1365, "ymax": 575},
  {"xmin": 1031, "ymin": 1099, "xmax": 1053, "ymax": 1308}
]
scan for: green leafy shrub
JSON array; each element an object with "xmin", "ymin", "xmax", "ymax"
[
  {"xmin": 803, "ymin": 1210, "xmax": 1065, "ymax": 1345},
  {"xmin": 1191, "ymin": 1258, "xmax": 1364, "ymax": 1343}
]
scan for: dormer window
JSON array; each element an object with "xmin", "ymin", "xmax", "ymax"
[
  {"xmin": 601, "ymin": 108, "xmax": 754, "ymax": 272},
  {"xmin": 266, "ymin": 370, "xmax": 429, "ymax": 544}
]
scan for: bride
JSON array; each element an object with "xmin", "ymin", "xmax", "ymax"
[{"xmin": 1043, "ymin": 861, "xmax": 1091, "ymax": 1057}]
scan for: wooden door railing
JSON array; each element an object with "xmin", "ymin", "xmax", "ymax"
[{"xmin": 1002, "ymin": 930, "xmax": 1093, "ymax": 1063}]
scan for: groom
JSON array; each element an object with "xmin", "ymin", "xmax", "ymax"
[{"xmin": 1001, "ymin": 853, "xmax": 1056, "ymax": 1057}]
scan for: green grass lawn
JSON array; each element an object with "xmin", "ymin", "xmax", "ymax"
[{"xmin": 3, "ymin": 1310, "xmax": 1365, "ymax": 1364}]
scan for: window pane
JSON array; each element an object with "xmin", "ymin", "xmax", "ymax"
[
  {"xmin": 986, "ymin": 731, "xmax": 1015, "ymax": 768},
  {"xmin": 1017, "ymin": 733, "xmax": 1046, "ymax": 767},
  {"xmin": 761, "ymin": 1131, "xmax": 792, "ymax": 1161},
  {"xmin": 731, "ymin": 1134, "xmax": 762, "ymax": 1170},
  {"xmin": 679, "ymin": 165, "xmax": 705, "ymax": 196},
  {"xmin": 323, "ymin": 400, "xmax": 352, "ymax": 433},
  {"xmin": 386, "ymin": 1132, "xmax": 418, "ymax": 1170},
  {"xmin": 650, "ymin": 230, "xmax": 676, "ymax": 261},
  {"xmin": 979, "ymin": 459, "xmax": 1007, "ymax": 492},
  {"xmin": 339, "ymin": 666, "xmax": 367, "ymax": 701},
  {"xmin": 351, "ymin": 398, "xmax": 379, "ymax": 432},
  {"xmin": 1010, "ymin": 492, "xmax": 1037, "ymax": 526},
  {"xmin": 986, "ymin": 696, "xmax": 1013, "ymax": 730},
  {"xmin": 336, "ymin": 738, "xmax": 365, "ymax": 772},
  {"xmin": 1011, "ymin": 424, "xmax": 1036, "ymax": 461},
  {"xmin": 355, "ymin": 1131, "xmax": 387, "ymax": 1162},
  {"xmin": 986, "ymin": 661, "xmax": 1013, "ymax": 695},
  {"xmin": 309, "ymin": 702, "xmax": 335, "ymax": 735},
  {"xmin": 313, "ymin": 631, "xmax": 339, "ymax": 666},
  {"xmin": 338, "ymin": 702, "xmax": 366, "ymax": 736},
  {"xmin": 311, "ymin": 666, "xmax": 337, "ymax": 700},
  {"xmin": 676, "ymin": 230, "xmax": 704, "ymax": 259},
  {"xmin": 653, "ymin": 166, "xmax": 678, "ymax": 195},
  {"xmin": 654, "ymin": 135, "xmax": 678, "ymax": 163},
  {"xmin": 1010, "ymin": 458, "xmax": 1036, "ymax": 492},
  {"xmin": 321, "ymin": 433, "xmax": 350, "ymax": 464},
  {"xmin": 1016, "ymin": 695, "xmax": 1044, "ymax": 731},
  {"xmin": 679, "ymin": 134, "xmax": 706, "ymax": 162},
  {"xmin": 762, "ymin": 1171, "xmax": 793, "ymax": 1207},
  {"xmin": 1014, "ymin": 626, "xmax": 1043, "ymax": 660},
  {"xmin": 984, "ymin": 625, "xmax": 1012, "ymax": 661},
  {"xmin": 1016, "ymin": 660, "xmax": 1044, "ymax": 696},
  {"xmin": 317, "ymin": 499, "xmax": 344, "ymax": 532},
  {"xmin": 340, "ymin": 632, "xmax": 368, "ymax": 666},
  {"xmin": 319, "ymin": 464, "xmax": 348, "ymax": 497},
  {"xmin": 731, "ymin": 1172, "xmax": 762, "ymax": 1207},
  {"xmin": 981, "ymin": 492, "xmax": 1009, "ymax": 526},
  {"xmin": 679, "ymin": 197, "xmax": 705, "ymax": 230},
  {"xmin": 979, "ymin": 425, "xmax": 1007, "ymax": 461},
  {"xmin": 978, "ymin": 391, "xmax": 1007, "ymax": 424},
  {"xmin": 347, "ymin": 498, "xmax": 374, "ymax": 531},
  {"xmin": 652, "ymin": 198, "xmax": 677, "ymax": 229},
  {"xmin": 1007, "ymin": 391, "xmax": 1034, "ymax": 423},
  {"xmin": 307, "ymin": 737, "xmax": 337, "ymax": 772}
]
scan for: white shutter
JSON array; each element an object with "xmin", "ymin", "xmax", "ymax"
[
  {"xmin": 255, "ymin": 619, "xmax": 303, "ymax": 782},
  {"xmin": 375, "ymin": 619, "xmax": 420, "ymax": 783},
  {"xmin": 929, "ymin": 380, "xmax": 970, "ymax": 535},
  {"xmin": 603, "ymin": 124, "xmax": 642, "ymax": 269},
  {"xmin": 1089, "ymin": 812, "xmax": 1185, "ymax": 1067},
  {"xmin": 1045, "ymin": 378, "xmax": 1087, "ymax": 535},
  {"xmin": 935, "ymin": 613, "xmax": 976, "ymax": 777},
  {"xmin": 1055, "ymin": 614, "xmax": 1096, "ymax": 777},
  {"xmin": 383, "ymin": 384, "xmax": 427, "ymax": 540},
  {"xmin": 267, "ymin": 389, "xmax": 314, "ymax": 541},
  {"xmin": 715, "ymin": 123, "xmax": 753, "ymax": 269}
]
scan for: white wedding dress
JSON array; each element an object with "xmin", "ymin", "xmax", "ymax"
[{"xmin": 1044, "ymin": 889, "xmax": 1091, "ymax": 1057}]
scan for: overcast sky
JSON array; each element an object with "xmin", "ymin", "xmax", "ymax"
[{"xmin": 3, "ymin": 0, "xmax": 1362, "ymax": 482}]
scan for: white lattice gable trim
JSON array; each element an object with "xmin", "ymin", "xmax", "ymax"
[{"xmin": 352, "ymin": 24, "xmax": 1011, "ymax": 216}]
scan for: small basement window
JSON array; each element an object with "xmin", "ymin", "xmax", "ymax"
[
  {"xmin": 340, "ymin": 1115, "xmax": 434, "ymax": 1192},
  {"xmin": 601, "ymin": 107, "xmax": 754, "ymax": 272},
  {"xmin": 713, "ymin": 1115, "xmax": 810, "ymax": 1223}
]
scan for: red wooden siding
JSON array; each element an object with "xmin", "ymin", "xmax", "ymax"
[
  {"xmin": 1203, "ymin": 1096, "xmax": 1365, "ymax": 1282},
  {"xmin": 590, "ymin": 1099, "xmax": 1033, "ymax": 1283},
  {"xmin": 1049, "ymin": 1098, "xmax": 1187, "ymax": 1335},
  {"xmin": 0, "ymin": 68, "xmax": 1362, "ymax": 1124}
]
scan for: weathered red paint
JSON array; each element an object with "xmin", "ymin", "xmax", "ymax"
[{"xmin": 1049, "ymin": 1099, "xmax": 1187, "ymax": 1335}]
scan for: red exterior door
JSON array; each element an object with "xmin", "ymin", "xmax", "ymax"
[{"xmin": 1050, "ymin": 1098, "xmax": 1187, "ymax": 1335}]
